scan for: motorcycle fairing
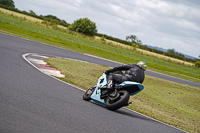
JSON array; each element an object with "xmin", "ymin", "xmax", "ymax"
[
  {"xmin": 90, "ymin": 87, "xmax": 106, "ymax": 105},
  {"xmin": 118, "ymin": 81, "xmax": 144, "ymax": 95},
  {"xmin": 90, "ymin": 73, "xmax": 107, "ymax": 104}
]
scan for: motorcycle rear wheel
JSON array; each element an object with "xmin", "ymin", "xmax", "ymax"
[
  {"xmin": 83, "ymin": 86, "xmax": 95, "ymax": 101},
  {"xmin": 106, "ymin": 90, "xmax": 129, "ymax": 111}
]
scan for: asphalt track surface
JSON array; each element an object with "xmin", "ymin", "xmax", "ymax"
[{"xmin": 0, "ymin": 32, "xmax": 194, "ymax": 133}]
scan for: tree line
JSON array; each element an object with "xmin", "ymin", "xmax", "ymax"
[{"xmin": 95, "ymin": 33, "xmax": 198, "ymax": 64}]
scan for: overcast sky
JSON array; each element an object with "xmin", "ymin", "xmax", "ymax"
[{"xmin": 14, "ymin": 0, "xmax": 200, "ymax": 58}]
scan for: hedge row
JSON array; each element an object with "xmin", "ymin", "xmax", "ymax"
[{"xmin": 95, "ymin": 33, "xmax": 197, "ymax": 63}]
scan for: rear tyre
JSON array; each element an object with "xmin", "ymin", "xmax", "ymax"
[
  {"xmin": 83, "ymin": 86, "xmax": 96, "ymax": 101},
  {"xmin": 106, "ymin": 90, "xmax": 129, "ymax": 111}
]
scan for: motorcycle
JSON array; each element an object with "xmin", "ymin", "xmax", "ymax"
[{"xmin": 83, "ymin": 72, "xmax": 144, "ymax": 111}]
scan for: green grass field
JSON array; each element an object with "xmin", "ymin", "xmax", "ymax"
[
  {"xmin": 45, "ymin": 57, "xmax": 200, "ymax": 133},
  {"xmin": 0, "ymin": 11, "xmax": 199, "ymax": 83},
  {"xmin": 0, "ymin": 6, "xmax": 194, "ymax": 68}
]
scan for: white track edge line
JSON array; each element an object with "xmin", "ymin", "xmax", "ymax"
[
  {"xmin": 123, "ymin": 107, "xmax": 187, "ymax": 133},
  {"xmin": 22, "ymin": 53, "xmax": 85, "ymax": 92}
]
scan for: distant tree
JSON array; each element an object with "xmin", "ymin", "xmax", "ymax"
[
  {"xmin": 0, "ymin": 0, "xmax": 15, "ymax": 8},
  {"xmin": 68, "ymin": 18, "xmax": 97, "ymax": 36},
  {"xmin": 167, "ymin": 48, "xmax": 176, "ymax": 54},
  {"xmin": 126, "ymin": 35, "xmax": 138, "ymax": 43},
  {"xmin": 197, "ymin": 55, "xmax": 200, "ymax": 61},
  {"xmin": 43, "ymin": 15, "xmax": 60, "ymax": 21},
  {"xmin": 29, "ymin": 10, "xmax": 36, "ymax": 15},
  {"xmin": 126, "ymin": 36, "xmax": 129, "ymax": 41},
  {"xmin": 194, "ymin": 61, "xmax": 200, "ymax": 68},
  {"xmin": 137, "ymin": 39, "xmax": 142, "ymax": 44},
  {"xmin": 60, "ymin": 19, "xmax": 67, "ymax": 23}
]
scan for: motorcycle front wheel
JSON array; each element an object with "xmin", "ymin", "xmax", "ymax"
[
  {"xmin": 83, "ymin": 86, "xmax": 96, "ymax": 101},
  {"xmin": 106, "ymin": 90, "xmax": 129, "ymax": 111}
]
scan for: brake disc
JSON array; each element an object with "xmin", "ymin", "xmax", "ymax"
[{"xmin": 109, "ymin": 93, "xmax": 120, "ymax": 101}]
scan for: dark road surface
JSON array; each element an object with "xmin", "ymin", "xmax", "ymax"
[{"xmin": 0, "ymin": 33, "xmax": 191, "ymax": 133}]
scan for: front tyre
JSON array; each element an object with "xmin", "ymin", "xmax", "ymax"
[
  {"xmin": 83, "ymin": 86, "xmax": 96, "ymax": 101},
  {"xmin": 106, "ymin": 90, "xmax": 129, "ymax": 111}
]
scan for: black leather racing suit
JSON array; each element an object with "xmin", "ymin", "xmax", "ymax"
[{"xmin": 105, "ymin": 63, "xmax": 145, "ymax": 84}]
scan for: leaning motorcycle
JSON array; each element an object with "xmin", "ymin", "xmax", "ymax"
[{"xmin": 83, "ymin": 72, "xmax": 144, "ymax": 111}]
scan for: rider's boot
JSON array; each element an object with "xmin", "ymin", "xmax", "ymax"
[{"xmin": 107, "ymin": 80, "xmax": 114, "ymax": 90}]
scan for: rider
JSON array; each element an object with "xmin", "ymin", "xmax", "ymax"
[{"xmin": 105, "ymin": 61, "xmax": 147, "ymax": 90}]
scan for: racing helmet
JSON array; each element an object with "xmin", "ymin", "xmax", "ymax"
[{"xmin": 137, "ymin": 61, "xmax": 147, "ymax": 71}]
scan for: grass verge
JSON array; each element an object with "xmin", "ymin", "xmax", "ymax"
[{"xmin": 45, "ymin": 57, "xmax": 200, "ymax": 133}]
